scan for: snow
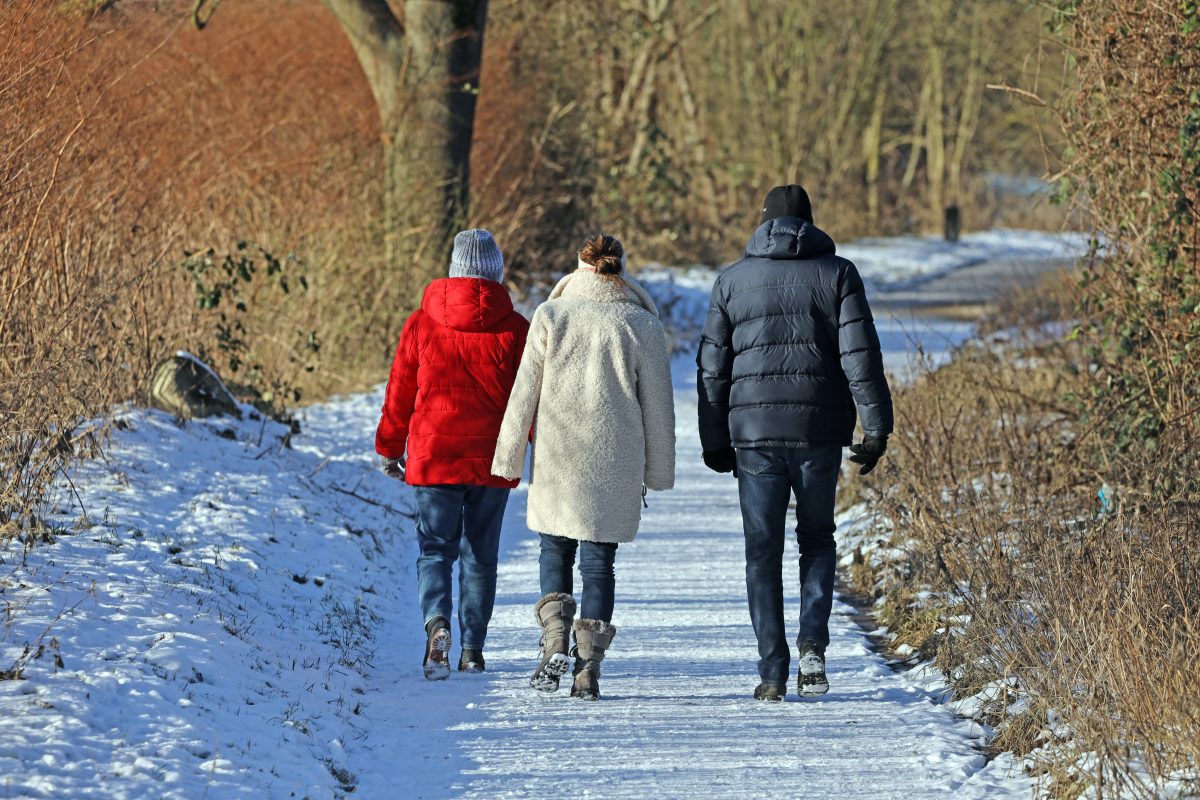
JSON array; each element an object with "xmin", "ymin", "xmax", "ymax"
[
  {"xmin": 0, "ymin": 230, "xmax": 1074, "ymax": 798},
  {"xmin": 835, "ymin": 228, "xmax": 1088, "ymax": 291},
  {"xmin": 0, "ymin": 402, "xmax": 399, "ymax": 798},
  {"xmin": 638, "ymin": 227, "xmax": 1087, "ymax": 305},
  {"xmin": 637, "ymin": 227, "xmax": 1086, "ymax": 380},
  {"xmin": 640, "ymin": 265, "xmax": 973, "ymax": 380},
  {"xmin": 0, "ymin": 377, "xmax": 1036, "ymax": 799}
]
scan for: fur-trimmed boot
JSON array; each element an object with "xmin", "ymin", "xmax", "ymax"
[
  {"xmin": 530, "ymin": 593, "xmax": 577, "ymax": 692},
  {"xmin": 570, "ymin": 619, "xmax": 616, "ymax": 701}
]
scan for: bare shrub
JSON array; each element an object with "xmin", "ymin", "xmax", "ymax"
[
  {"xmin": 848, "ymin": 5, "xmax": 1200, "ymax": 792},
  {"xmin": 0, "ymin": 2, "xmax": 379, "ymax": 535},
  {"xmin": 851, "ymin": 319, "xmax": 1199, "ymax": 795},
  {"xmin": 1057, "ymin": 2, "xmax": 1200, "ymax": 497}
]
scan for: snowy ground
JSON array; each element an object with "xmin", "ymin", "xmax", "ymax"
[
  {"xmin": 0, "ymin": 366, "xmax": 1033, "ymax": 800},
  {"xmin": 0, "ymin": 230, "xmax": 1085, "ymax": 798},
  {"xmin": 637, "ymin": 227, "xmax": 1084, "ymax": 377},
  {"xmin": 637, "ymin": 228, "xmax": 1087, "ymax": 321}
]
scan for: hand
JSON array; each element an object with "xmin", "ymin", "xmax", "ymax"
[
  {"xmin": 380, "ymin": 455, "xmax": 406, "ymax": 480},
  {"xmin": 703, "ymin": 449, "xmax": 737, "ymax": 475},
  {"xmin": 848, "ymin": 436, "xmax": 888, "ymax": 475}
]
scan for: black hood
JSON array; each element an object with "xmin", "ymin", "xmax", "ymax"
[{"xmin": 744, "ymin": 216, "xmax": 836, "ymax": 260}]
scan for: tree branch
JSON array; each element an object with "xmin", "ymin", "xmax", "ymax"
[
  {"xmin": 192, "ymin": 0, "xmax": 222, "ymax": 30},
  {"xmin": 986, "ymin": 82, "xmax": 1048, "ymax": 107},
  {"xmin": 319, "ymin": 0, "xmax": 405, "ymax": 51}
]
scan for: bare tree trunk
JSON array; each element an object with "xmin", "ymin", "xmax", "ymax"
[
  {"xmin": 864, "ymin": 77, "xmax": 887, "ymax": 225},
  {"xmin": 662, "ymin": 13, "xmax": 721, "ymax": 231},
  {"xmin": 321, "ymin": 0, "xmax": 488, "ymax": 290},
  {"xmin": 901, "ymin": 72, "xmax": 930, "ymax": 194},
  {"xmin": 925, "ymin": 41, "xmax": 946, "ymax": 227},
  {"xmin": 948, "ymin": 10, "xmax": 989, "ymax": 209}
]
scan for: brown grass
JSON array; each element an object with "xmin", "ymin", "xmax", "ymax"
[
  {"xmin": 0, "ymin": 1, "xmax": 380, "ymax": 533},
  {"xmin": 847, "ymin": 295, "xmax": 1200, "ymax": 796}
]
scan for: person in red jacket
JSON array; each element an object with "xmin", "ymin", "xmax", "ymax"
[{"xmin": 376, "ymin": 229, "xmax": 530, "ymax": 680}]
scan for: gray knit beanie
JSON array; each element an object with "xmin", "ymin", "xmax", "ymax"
[{"xmin": 448, "ymin": 228, "xmax": 505, "ymax": 282}]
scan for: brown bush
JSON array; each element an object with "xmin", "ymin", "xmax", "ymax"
[
  {"xmin": 1059, "ymin": 2, "xmax": 1200, "ymax": 497},
  {"xmin": 847, "ymin": 4, "xmax": 1200, "ymax": 792},
  {"xmin": 849, "ymin": 319, "xmax": 1199, "ymax": 797},
  {"xmin": 0, "ymin": 1, "xmax": 381, "ymax": 533}
]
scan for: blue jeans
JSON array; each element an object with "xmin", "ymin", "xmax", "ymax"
[
  {"xmin": 538, "ymin": 534, "xmax": 618, "ymax": 622},
  {"xmin": 414, "ymin": 484, "xmax": 510, "ymax": 649},
  {"xmin": 736, "ymin": 445, "xmax": 841, "ymax": 684}
]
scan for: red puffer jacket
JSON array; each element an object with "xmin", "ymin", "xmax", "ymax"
[{"xmin": 376, "ymin": 278, "xmax": 530, "ymax": 488}]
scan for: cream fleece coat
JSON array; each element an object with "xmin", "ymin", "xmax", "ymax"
[{"xmin": 492, "ymin": 270, "xmax": 676, "ymax": 543}]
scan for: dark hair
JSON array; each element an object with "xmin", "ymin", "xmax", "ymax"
[{"xmin": 579, "ymin": 233, "xmax": 624, "ymax": 276}]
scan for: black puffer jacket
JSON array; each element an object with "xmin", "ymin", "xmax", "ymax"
[{"xmin": 696, "ymin": 216, "xmax": 893, "ymax": 451}]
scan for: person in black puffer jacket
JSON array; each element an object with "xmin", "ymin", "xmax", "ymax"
[{"xmin": 696, "ymin": 184, "xmax": 893, "ymax": 701}]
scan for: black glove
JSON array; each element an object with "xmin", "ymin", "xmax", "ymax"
[
  {"xmin": 848, "ymin": 436, "xmax": 888, "ymax": 475},
  {"xmin": 380, "ymin": 455, "xmax": 406, "ymax": 480},
  {"xmin": 703, "ymin": 449, "xmax": 737, "ymax": 475}
]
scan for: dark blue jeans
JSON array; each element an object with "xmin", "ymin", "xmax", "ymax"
[
  {"xmin": 736, "ymin": 445, "xmax": 842, "ymax": 684},
  {"xmin": 538, "ymin": 534, "xmax": 618, "ymax": 622},
  {"xmin": 414, "ymin": 484, "xmax": 510, "ymax": 649}
]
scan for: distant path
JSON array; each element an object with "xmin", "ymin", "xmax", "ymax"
[
  {"xmin": 871, "ymin": 256, "xmax": 1074, "ymax": 317},
  {"xmin": 352, "ymin": 359, "xmax": 1034, "ymax": 799}
]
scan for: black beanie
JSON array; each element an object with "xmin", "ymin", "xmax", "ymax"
[{"xmin": 761, "ymin": 184, "xmax": 813, "ymax": 224}]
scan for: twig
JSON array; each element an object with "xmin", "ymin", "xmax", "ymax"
[
  {"xmin": 986, "ymin": 83, "xmax": 1048, "ymax": 106},
  {"xmin": 55, "ymin": 464, "xmax": 88, "ymax": 522},
  {"xmin": 326, "ymin": 484, "xmax": 413, "ymax": 518}
]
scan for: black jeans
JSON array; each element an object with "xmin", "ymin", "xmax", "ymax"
[
  {"xmin": 736, "ymin": 445, "xmax": 841, "ymax": 684},
  {"xmin": 538, "ymin": 533, "xmax": 618, "ymax": 622}
]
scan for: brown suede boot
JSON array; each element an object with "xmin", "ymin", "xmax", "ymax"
[
  {"xmin": 570, "ymin": 619, "xmax": 616, "ymax": 701},
  {"xmin": 529, "ymin": 593, "xmax": 577, "ymax": 692}
]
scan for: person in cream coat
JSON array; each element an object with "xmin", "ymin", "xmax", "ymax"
[{"xmin": 492, "ymin": 233, "xmax": 676, "ymax": 700}]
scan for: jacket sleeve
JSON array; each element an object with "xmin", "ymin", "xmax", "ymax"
[
  {"xmin": 837, "ymin": 261, "xmax": 894, "ymax": 437},
  {"xmin": 492, "ymin": 307, "xmax": 547, "ymax": 480},
  {"xmin": 637, "ymin": 318, "xmax": 676, "ymax": 491},
  {"xmin": 696, "ymin": 274, "xmax": 735, "ymax": 452},
  {"xmin": 375, "ymin": 311, "xmax": 422, "ymax": 458},
  {"xmin": 510, "ymin": 314, "xmax": 535, "ymax": 444}
]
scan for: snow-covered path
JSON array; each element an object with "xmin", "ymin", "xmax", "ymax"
[
  {"xmin": 3, "ymin": 230, "xmax": 1087, "ymax": 798},
  {"xmin": 349, "ymin": 359, "xmax": 1032, "ymax": 799}
]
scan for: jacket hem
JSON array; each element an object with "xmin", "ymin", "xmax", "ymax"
[{"xmin": 526, "ymin": 519, "xmax": 637, "ymax": 545}]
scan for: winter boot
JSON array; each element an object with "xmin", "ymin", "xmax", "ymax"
[
  {"xmin": 458, "ymin": 648, "xmax": 485, "ymax": 674},
  {"xmin": 570, "ymin": 619, "xmax": 616, "ymax": 701},
  {"xmin": 423, "ymin": 616, "xmax": 451, "ymax": 681},
  {"xmin": 797, "ymin": 640, "xmax": 829, "ymax": 696},
  {"xmin": 753, "ymin": 682, "xmax": 786, "ymax": 702},
  {"xmin": 529, "ymin": 593, "xmax": 577, "ymax": 692}
]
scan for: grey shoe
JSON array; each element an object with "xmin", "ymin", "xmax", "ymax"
[
  {"xmin": 570, "ymin": 618, "xmax": 616, "ymax": 701},
  {"xmin": 423, "ymin": 617, "xmax": 451, "ymax": 681},
  {"xmin": 530, "ymin": 593, "xmax": 577, "ymax": 692},
  {"xmin": 753, "ymin": 682, "xmax": 787, "ymax": 702},
  {"xmin": 797, "ymin": 641, "xmax": 829, "ymax": 696}
]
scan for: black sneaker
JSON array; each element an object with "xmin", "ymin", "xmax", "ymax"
[
  {"xmin": 458, "ymin": 648, "xmax": 485, "ymax": 673},
  {"xmin": 423, "ymin": 617, "xmax": 451, "ymax": 681},
  {"xmin": 797, "ymin": 641, "xmax": 829, "ymax": 696},
  {"xmin": 753, "ymin": 682, "xmax": 787, "ymax": 702}
]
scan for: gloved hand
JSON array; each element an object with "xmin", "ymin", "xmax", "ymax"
[
  {"xmin": 703, "ymin": 449, "xmax": 737, "ymax": 475},
  {"xmin": 380, "ymin": 455, "xmax": 406, "ymax": 480},
  {"xmin": 848, "ymin": 436, "xmax": 888, "ymax": 475}
]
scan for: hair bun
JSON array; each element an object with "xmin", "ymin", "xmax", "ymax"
[{"xmin": 579, "ymin": 233, "xmax": 625, "ymax": 276}]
